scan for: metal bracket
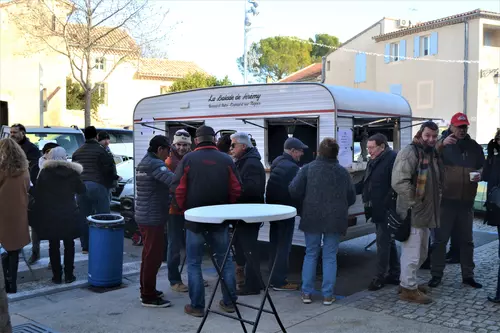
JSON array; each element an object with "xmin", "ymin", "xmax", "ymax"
[{"xmin": 240, "ymin": 119, "xmax": 267, "ymax": 130}]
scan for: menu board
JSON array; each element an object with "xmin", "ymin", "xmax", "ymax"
[{"xmin": 337, "ymin": 128, "xmax": 353, "ymax": 168}]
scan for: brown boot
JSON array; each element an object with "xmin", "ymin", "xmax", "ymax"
[
  {"xmin": 398, "ymin": 285, "xmax": 429, "ymax": 294},
  {"xmin": 399, "ymin": 287, "xmax": 433, "ymax": 304},
  {"xmin": 235, "ymin": 265, "xmax": 245, "ymax": 287}
]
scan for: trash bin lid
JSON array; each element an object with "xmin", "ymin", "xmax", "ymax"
[{"xmin": 87, "ymin": 214, "xmax": 125, "ymax": 228}]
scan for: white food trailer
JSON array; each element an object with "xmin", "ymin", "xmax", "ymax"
[{"xmin": 133, "ymin": 83, "xmax": 415, "ymax": 246}]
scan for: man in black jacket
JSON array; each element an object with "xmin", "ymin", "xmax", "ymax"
[
  {"xmin": 72, "ymin": 126, "xmax": 118, "ymax": 253},
  {"xmin": 230, "ymin": 132, "xmax": 266, "ymax": 295},
  {"xmin": 10, "ymin": 124, "xmax": 42, "ymax": 264},
  {"xmin": 171, "ymin": 125, "xmax": 241, "ymax": 318},
  {"xmin": 265, "ymin": 137, "xmax": 308, "ymax": 291},
  {"xmin": 356, "ymin": 133, "xmax": 400, "ymax": 291}
]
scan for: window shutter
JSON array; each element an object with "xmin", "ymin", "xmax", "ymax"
[
  {"xmin": 354, "ymin": 53, "xmax": 360, "ymax": 83},
  {"xmin": 400, "ymin": 40, "xmax": 407, "ymax": 60},
  {"xmin": 359, "ymin": 53, "xmax": 367, "ymax": 82},
  {"xmin": 430, "ymin": 32, "xmax": 438, "ymax": 55},
  {"xmin": 384, "ymin": 44, "xmax": 391, "ymax": 64},
  {"xmin": 413, "ymin": 36, "xmax": 420, "ymax": 58},
  {"xmin": 390, "ymin": 84, "xmax": 402, "ymax": 95},
  {"xmin": 485, "ymin": 31, "xmax": 492, "ymax": 46}
]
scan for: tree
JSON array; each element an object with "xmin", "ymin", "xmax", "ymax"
[
  {"xmin": 237, "ymin": 36, "xmax": 312, "ymax": 82},
  {"xmin": 66, "ymin": 77, "xmax": 102, "ymax": 118},
  {"xmin": 9, "ymin": 0, "xmax": 171, "ymax": 127},
  {"xmin": 309, "ymin": 34, "xmax": 340, "ymax": 62},
  {"xmin": 169, "ymin": 72, "xmax": 232, "ymax": 92}
]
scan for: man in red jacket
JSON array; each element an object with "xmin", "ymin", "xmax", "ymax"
[{"xmin": 171, "ymin": 125, "xmax": 241, "ymax": 318}]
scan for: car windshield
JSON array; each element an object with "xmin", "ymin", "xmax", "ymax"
[{"xmin": 26, "ymin": 132, "xmax": 84, "ymax": 157}]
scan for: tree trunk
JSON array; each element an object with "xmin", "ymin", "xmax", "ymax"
[{"xmin": 84, "ymin": 89, "xmax": 92, "ymax": 128}]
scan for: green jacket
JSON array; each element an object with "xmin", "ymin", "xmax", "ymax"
[{"xmin": 391, "ymin": 144, "xmax": 442, "ymax": 229}]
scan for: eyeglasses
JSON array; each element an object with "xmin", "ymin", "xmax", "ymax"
[{"xmin": 230, "ymin": 143, "xmax": 242, "ymax": 149}]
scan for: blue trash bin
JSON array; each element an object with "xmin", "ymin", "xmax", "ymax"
[{"xmin": 88, "ymin": 214, "xmax": 125, "ymax": 287}]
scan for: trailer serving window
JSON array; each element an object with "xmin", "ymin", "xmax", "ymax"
[
  {"xmin": 265, "ymin": 117, "xmax": 318, "ymax": 167},
  {"xmin": 165, "ymin": 121, "xmax": 204, "ymax": 151},
  {"xmin": 353, "ymin": 117, "xmax": 398, "ymax": 161}
]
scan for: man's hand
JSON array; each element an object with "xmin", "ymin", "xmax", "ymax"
[
  {"xmin": 471, "ymin": 173, "xmax": 481, "ymax": 183},
  {"xmin": 442, "ymin": 134, "xmax": 457, "ymax": 146}
]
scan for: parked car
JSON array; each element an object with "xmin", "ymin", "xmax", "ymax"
[
  {"xmin": 1, "ymin": 126, "xmax": 85, "ymax": 158},
  {"xmin": 95, "ymin": 127, "xmax": 133, "ymax": 158}
]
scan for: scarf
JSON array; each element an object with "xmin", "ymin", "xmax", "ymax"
[{"xmin": 412, "ymin": 137, "xmax": 431, "ymax": 200}]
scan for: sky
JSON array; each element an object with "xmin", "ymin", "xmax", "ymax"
[{"xmin": 160, "ymin": 0, "xmax": 500, "ymax": 84}]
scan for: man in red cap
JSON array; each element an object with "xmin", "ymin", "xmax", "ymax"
[{"xmin": 428, "ymin": 112, "xmax": 484, "ymax": 289}]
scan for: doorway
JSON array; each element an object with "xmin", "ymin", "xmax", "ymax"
[{"xmin": 0, "ymin": 101, "xmax": 8, "ymax": 126}]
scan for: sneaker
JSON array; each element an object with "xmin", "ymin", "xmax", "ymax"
[
  {"xmin": 301, "ymin": 293, "xmax": 312, "ymax": 304},
  {"xmin": 51, "ymin": 276, "xmax": 62, "ymax": 284},
  {"xmin": 323, "ymin": 296, "xmax": 336, "ymax": 306},
  {"xmin": 140, "ymin": 290, "xmax": 164, "ymax": 301},
  {"xmin": 399, "ymin": 287, "xmax": 432, "ymax": 304},
  {"xmin": 463, "ymin": 278, "xmax": 483, "ymax": 289},
  {"xmin": 272, "ymin": 282, "xmax": 299, "ymax": 291},
  {"xmin": 428, "ymin": 277, "xmax": 442, "ymax": 288},
  {"xmin": 142, "ymin": 298, "xmax": 171, "ymax": 308},
  {"xmin": 184, "ymin": 304, "xmax": 204, "ymax": 317},
  {"xmin": 171, "ymin": 283, "xmax": 188, "ymax": 293},
  {"xmin": 368, "ymin": 278, "xmax": 384, "ymax": 291},
  {"xmin": 219, "ymin": 300, "xmax": 235, "ymax": 313}
]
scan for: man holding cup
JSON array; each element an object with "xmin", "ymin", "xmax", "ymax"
[{"xmin": 428, "ymin": 113, "xmax": 485, "ymax": 288}]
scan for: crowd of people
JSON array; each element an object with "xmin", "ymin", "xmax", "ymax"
[{"xmin": 1, "ymin": 110, "xmax": 500, "ymax": 328}]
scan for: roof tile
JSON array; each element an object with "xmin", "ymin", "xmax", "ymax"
[
  {"xmin": 279, "ymin": 63, "xmax": 322, "ymax": 83},
  {"xmin": 136, "ymin": 58, "xmax": 205, "ymax": 79}
]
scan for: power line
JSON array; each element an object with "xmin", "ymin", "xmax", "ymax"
[{"xmin": 287, "ymin": 37, "xmax": 480, "ymax": 64}]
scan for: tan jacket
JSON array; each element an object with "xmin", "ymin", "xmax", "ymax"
[
  {"xmin": 0, "ymin": 170, "xmax": 31, "ymax": 251},
  {"xmin": 391, "ymin": 145, "xmax": 441, "ymax": 229}
]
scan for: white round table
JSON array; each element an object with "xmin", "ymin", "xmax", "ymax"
[
  {"xmin": 184, "ymin": 204, "xmax": 294, "ymax": 333},
  {"xmin": 184, "ymin": 203, "xmax": 296, "ymax": 224}
]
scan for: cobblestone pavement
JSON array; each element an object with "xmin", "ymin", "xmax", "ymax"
[{"xmin": 343, "ymin": 236, "xmax": 500, "ymax": 333}]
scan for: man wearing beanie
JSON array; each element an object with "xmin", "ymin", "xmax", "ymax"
[
  {"xmin": 171, "ymin": 125, "xmax": 240, "ymax": 317},
  {"xmin": 164, "ymin": 129, "xmax": 192, "ymax": 292}
]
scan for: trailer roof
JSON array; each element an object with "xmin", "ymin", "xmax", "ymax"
[{"xmin": 133, "ymin": 83, "xmax": 412, "ymax": 122}]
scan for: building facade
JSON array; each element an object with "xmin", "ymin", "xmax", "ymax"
[
  {"xmin": 0, "ymin": 0, "xmax": 204, "ymax": 128},
  {"xmin": 324, "ymin": 9, "xmax": 500, "ymax": 144}
]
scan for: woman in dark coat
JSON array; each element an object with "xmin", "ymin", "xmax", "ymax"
[
  {"xmin": 32, "ymin": 147, "xmax": 86, "ymax": 284},
  {"xmin": 483, "ymin": 130, "xmax": 500, "ymax": 303}
]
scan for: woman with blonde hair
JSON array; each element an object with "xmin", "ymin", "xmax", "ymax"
[{"xmin": 0, "ymin": 138, "xmax": 31, "ymax": 294}]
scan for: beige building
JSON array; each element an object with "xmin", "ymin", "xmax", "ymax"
[
  {"xmin": 324, "ymin": 9, "xmax": 500, "ymax": 144},
  {"xmin": 0, "ymin": 0, "xmax": 204, "ymax": 128}
]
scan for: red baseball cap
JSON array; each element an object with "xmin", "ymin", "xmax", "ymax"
[{"xmin": 450, "ymin": 112, "xmax": 470, "ymax": 127}]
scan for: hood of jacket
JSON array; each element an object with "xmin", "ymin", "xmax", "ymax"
[
  {"xmin": 237, "ymin": 147, "xmax": 262, "ymax": 163},
  {"xmin": 42, "ymin": 160, "xmax": 83, "ymax": 178}
]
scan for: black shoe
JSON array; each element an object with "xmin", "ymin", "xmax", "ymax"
[
  {"xmin": 384, "ymin": 276, "xmax": 400, "ymax": 286},
  {"xmin": 65, "ymin": 275, "xmax": 76, "ymax": 284},
  {"xmin": 52, "ymin": 276, "xmax": 62, "ymax": 284},
  {"xmin": 463, "ymin": 278, "xmax": 482, "ymax": 289},
  {"xmin": 428, "ymin": 277, "xmax": 442, "ymax": 288},
  {"xmin": 368, "ymin": 278, "xmax": 384, "ymax": 291},
  {"xmin": 488, "ymin": 295, "xmax": 500, "ymax": 303},
  {"xmin": 236, "ymin": 288, "xmax": 260, "ymax": 296}
]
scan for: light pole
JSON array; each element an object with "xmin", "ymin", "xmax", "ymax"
[{"xmin": 243, "ymin": 0, "xmax": 259, "ymax": 84}]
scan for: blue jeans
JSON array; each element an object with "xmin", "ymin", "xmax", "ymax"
[
  {"xmin": 77, "ymin": 181, "xmax": 111, "ymax": 251},
  {"xmin": 269, "ymin": 218, "xmax": 295, "ymax": 286},
  {"xmin": 301, "ymin": 232, "xmax": 341, "ymax": 298},
  {"xmin": 186, "ymin": 227, "xmax": 237, "ymax": 310},
  {"xmin": 167, "ymin": 214, "xmax": 185, "ymax": 285}
]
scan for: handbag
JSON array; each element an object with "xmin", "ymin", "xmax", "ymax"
[{"xmin": 386, "ymin": 189, "xmax": 411, "ymax": 242}]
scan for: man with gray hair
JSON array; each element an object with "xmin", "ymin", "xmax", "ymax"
[{"xmin": 230, "ymin": 132, "xmax": 266, "ymax": 295}]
